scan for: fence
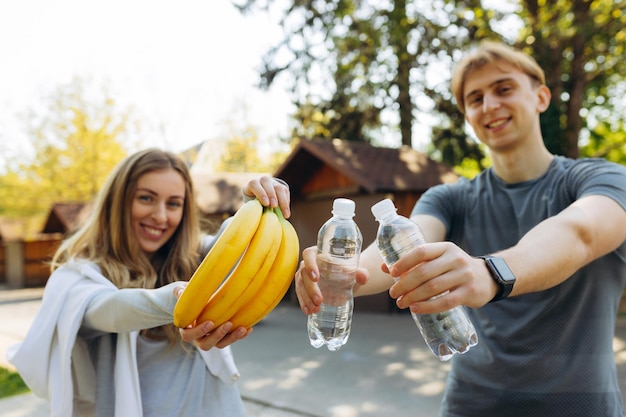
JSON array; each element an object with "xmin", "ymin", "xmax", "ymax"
[{"xmin": 0, "ymin": 235, "xmax": 62, "ymax": 288}]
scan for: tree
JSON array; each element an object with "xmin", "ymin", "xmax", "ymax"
[
  {"xmin": 216, "ymin": 129, "xmax": 283, "ymax": 173},
  {"xmin": 236, "ymin": 0, "xmax": 505, "ymax": 155},
  {"xmin": 0, "ymin": 77, "xmax": 133, "ymax": 236},
  {"xmin": 237, "ymin": 0, "xmax": 500, "ymax": 147},
  {"xmin": 238, "ymin": 0, "xmax": 626, "ymax": 169},
  {"xmin": 517, "ymin": 0, "xmax": 626, "ymax": 159},
  {"xmin": 216, "ymin": 103, "xmax": 292, "ymax": 173},
  {"xmin": 580, "ymin": 120, "xmax": 626, "ymax": 163}
]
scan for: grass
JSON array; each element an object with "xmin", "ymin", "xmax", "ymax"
[{"xmin": 0, "ymin": 366, "xmax": 30, "ymax": 399}]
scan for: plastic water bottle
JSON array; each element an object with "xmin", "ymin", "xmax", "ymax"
[
  {"xmin": 370, "ymin": 198, "xmax": 478, "ymax": 361},
  {"xmin": 308, "ymin": 198, "xmax": 362, "ymax": 351}
]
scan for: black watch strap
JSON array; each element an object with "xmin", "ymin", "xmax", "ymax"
[{"xmin": 478, "ymin": 256, "xmax": 516, "ymax": 303}]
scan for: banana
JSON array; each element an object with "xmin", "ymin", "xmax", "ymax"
[
  {"xmin": 173, "ymin": 199, "xmax": 263, "ymax": 328},
  {"xmin": 195, "ymin": 206, "xmax": 283, "ymax": 327},
  {"xmin": 230, "ymin": 206, "xmax": 300, "ymax": 329}
]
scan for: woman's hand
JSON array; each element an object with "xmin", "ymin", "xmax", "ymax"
[
  {"xmin": 242, "ymin": 176, "xmax": 291, "ymax": 218},
  {"xmin": 173, "ymin": 285, "xmax": 251, "ymax": 350},
  {"xmin": 294, "ymin": 246, "xmax": 322, "ymax": 315},
  {"xmin": 294, "ymin": 246, "xmax": 368, "ymax": 315},
  {"xmin": 179, "ymin": 320, "xmax": 251, "ymax": 350}
]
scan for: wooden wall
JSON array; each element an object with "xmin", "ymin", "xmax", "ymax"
[{"xmin": 0, "ymin": 236, "xmax": 62, "ymax": 288}]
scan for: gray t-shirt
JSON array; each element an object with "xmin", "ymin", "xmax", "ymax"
[{"xmin": 413, "ymin": 156, "xmax": 626, "ymax": 417}]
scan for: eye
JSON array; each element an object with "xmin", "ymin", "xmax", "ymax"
[
  {"xmin": 498, "ymin": 85, "xmax": 513, "ymax": 95},
  {"xmin": 137, "ymin": 194, "xmax": 154, "ymax": 203},
  {"xmin": 467, "ymin": 95, "xmax": 483, "ymax": 106},
  {"xmin": 167, "ymin": 200, "xmax": 184, "ymax": 209}
]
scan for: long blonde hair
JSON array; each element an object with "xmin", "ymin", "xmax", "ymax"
[
  {"xmin": 53, "ymin": 148, "xmax": 200, "ymax": 286},
  {"xmin": 51, "ymin": 149, "xmax": 200, "ymax": 341}
]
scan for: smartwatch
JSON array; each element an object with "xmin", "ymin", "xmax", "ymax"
[{"xmin": 477, "ymin": 256, "xmax": 516, "ymax": 303}]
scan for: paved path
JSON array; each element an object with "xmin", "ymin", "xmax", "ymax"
[{"xmin": 2, "ymin": 286, "xmax": 626, "ymax": 416}]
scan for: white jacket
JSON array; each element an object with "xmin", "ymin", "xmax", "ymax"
[{"xmin": 7, "ymin": 260, "xmax": 239, "ymax": 417}]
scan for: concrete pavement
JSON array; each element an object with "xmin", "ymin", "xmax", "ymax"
[{"xmin": 2, "ymin": 286, "xmax": 626, "ymax": 416}]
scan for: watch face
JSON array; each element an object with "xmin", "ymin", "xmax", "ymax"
[{"xmin": 489, "ymin": 257, "xmax": 516, "ymax": 283}]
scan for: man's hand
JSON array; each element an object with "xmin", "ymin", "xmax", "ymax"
[{"xmin": 387, "ymin": 242, "xmax": 496, "ymax": 313}]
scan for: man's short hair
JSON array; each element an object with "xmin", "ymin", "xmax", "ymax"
[{"xmin": 451, "ymin": 41, "xmax": 546, "ymax": 114}]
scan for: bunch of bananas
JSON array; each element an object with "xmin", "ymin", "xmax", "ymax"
[{"xmin": 173, "ymin": 199, "xmax": 300, "ymax": 330}]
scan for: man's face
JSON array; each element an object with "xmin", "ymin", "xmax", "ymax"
[{"xmin": 462, "ymin": 60, "xmax": 549, "ymax": 152}]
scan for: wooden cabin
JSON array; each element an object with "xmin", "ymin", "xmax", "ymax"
[{"xmin": 273, "ymin": 138, "xmax": 459, "ymax": 312}]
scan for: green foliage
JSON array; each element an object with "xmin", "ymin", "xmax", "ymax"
[
  {"xmin": 540, "ymin": 104, "xmax": 566, "ymax": 156},
  {"xmin": 240, "ymin": 0, "xmax": 626, "ymax": 172},
  {"xmin": 516, "ymin": 0, "xmax": 626, "ymax": 158},
  {"xmin": 242, "ymin": 0, "xmax": 503, "ymax": 147},
  {"xmin": 216, "ymin": 131, "xmax": 281, "ymax": 173},
  {"xmin": 0, "ymin": 367, "xmax": 29, "ymax": 399},
  {"xmin": 454, "ymin": 154, "xmax": 491, "ymax": 179},
  {"xmin": 580, "ymin": 120, "xmax": 626, "ymax": 164},
  {"xmin": 428, "ymin": 86, "xmax": 485, "ymax": 168},
  {"xmin": 0, "ymin": 77, "xmax": 132, "ymax": 236},
  {"xmin": 216, "ymin": 103, "xmax": 293, "ymax": 173}
]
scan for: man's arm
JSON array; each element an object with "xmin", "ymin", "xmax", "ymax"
[
  {"xmin": 295, "ymin": 212, "xmax": 448, "ymax": 313},
  {"xmin": 388, "ymin": 194, "xmax": 626, "ymax": 312},
  {"xmin": 500, "ymin": 194, "xmax": 626, "ymax": 296}
]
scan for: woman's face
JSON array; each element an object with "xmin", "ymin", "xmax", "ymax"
[{"xmin": 131, "ymin": 168, "xmax": 186, "ymax": 258}]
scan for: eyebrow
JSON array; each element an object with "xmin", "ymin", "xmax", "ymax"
[
  {"xmin": 136, "ymin": 187, "xmax": 185, "ymax": 200},
  {"xmin": 464, "ymin": 77, "xmax": 516, "ymax": 102}
]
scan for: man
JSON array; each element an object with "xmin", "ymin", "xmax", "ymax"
[{"xmin": 295, "ymin": 41, "xmax": 626, "ymax": 416}]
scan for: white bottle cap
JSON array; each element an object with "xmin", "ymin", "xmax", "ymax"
[
  {"xmin": 370, "ymin": 198, "xmax": 397, "ymax": 221},
  {"xmin": 332, "ymin": 198, "xmax": 356, "ymax": 217}
]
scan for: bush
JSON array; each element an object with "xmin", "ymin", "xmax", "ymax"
[{"xmin": 0, "ymin": 366, "xmax": 30, "ymax": 399}]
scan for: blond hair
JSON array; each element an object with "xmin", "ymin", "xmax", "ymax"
[
  {"xmin": 52, "ymin": 148, "xmax": 200, "ymax": 287},
  {"xmin": 52, "ymin": 149, "xmax": 201, "ymax": 343},
  {"xmin": 451, "ymin": 41, "xmax": 546, "ymax": 114}
]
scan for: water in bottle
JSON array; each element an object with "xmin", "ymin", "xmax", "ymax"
[
  {"xmin": 370, "ymin": 198, "xmax": 478, "ymax": 361},
  {"xmin": 308, "ymin": 198, "xmax": 362, "ymax": 351}
]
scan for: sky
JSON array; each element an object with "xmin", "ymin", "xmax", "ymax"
[{"xmin": 0, "ymin": 0, "xmax": 293, "ymax": 164}]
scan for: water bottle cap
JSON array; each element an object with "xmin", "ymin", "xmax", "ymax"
[
  {"xmin": 370, "ymin": 198, "xmax": 397, "ymax": 221},
  {"xmin": 332, "ymin": 198, "xmax": 356, "ymax": 217}
]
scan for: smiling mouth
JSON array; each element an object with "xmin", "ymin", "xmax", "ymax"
[
  {"xmin": 142, "ymin": 225, "xmax": 164, "ymax": 238},
  {"xmin": 486, "ymin": 118, "xmax": 510, "ymax": 129}
]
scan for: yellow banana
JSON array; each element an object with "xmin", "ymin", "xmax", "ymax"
[
  {"xmin": 196, "ymin": 206, "xmax": 282, "ymax": 327},
  {"xmin": 230, "ymin": 207, "xmax": 300, "ymax": 329},
  {"xmin": 173, "ymin": 199, "xmax": 263, "ymax": 328}
]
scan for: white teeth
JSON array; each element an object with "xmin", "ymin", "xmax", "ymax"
[
  {"xmin": 488, "ymin": 119, "xmax": 507, "ymax": 128},
  {"xmin": 144, "ymin": 226, "xmax": 162, "ymax": 237}
]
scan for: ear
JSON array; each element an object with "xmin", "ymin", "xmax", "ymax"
[{"xmin": 536, "ymin": 85, "xmax": 551, "ymax": 113}]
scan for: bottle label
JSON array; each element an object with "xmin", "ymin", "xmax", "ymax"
[{"xmin": 329, "ymin": 236, "xmax": 358, "ymax": 257}]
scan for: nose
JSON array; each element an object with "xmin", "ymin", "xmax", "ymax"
[
  {"xmin": 482, "ymin": 93, "xmax": 500, "ymax": 112},
  {"xmin": 152, "ymin": 202, "xmax": 167, "ymax": 223}
]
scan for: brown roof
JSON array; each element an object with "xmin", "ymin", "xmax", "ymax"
[
  {"xmin": 41, "ymin": 202, "xmax": 91, "ymax": 234},
  {"xmin": 274, "ymin": 138, "xmax": 458, "ymax": 196}
]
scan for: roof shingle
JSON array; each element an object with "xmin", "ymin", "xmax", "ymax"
[{"xmin": 275, "ymin": 138, "xmax": 458, "ymax": 194}]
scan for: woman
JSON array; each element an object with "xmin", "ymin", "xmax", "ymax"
[{"xmin": 8, "ymin": 148, "xmax": 292, "ymax": 417}]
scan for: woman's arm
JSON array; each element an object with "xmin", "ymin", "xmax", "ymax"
[{"xmin": 81, "ymin": 282, "xmax": 179, "ymax": 334}]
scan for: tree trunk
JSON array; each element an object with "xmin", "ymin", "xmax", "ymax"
[{"xmin": 390, "ymin": 0, "xmax": 413, "ymax": 148}]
